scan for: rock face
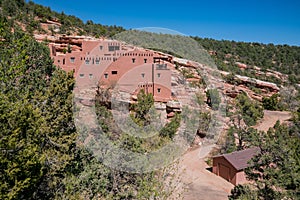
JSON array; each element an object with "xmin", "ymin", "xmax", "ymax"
[
  {"xmin": 166, "ymin": 100, "xmax": 182, "ymax": 113},
  {"xmin": 235, "ymin": 62, "xmax": 247, "ymax": 69},
  {"xmin": 235, "ymin": 75, "xmax": 280, "ymax": 92},
  {"xmin": 171, "ymin": 55, "xmax": 281, "ymax": 102},
  {"xmin": 34, "ymin": 34, "xmax": 97, "ymax": 53},
  {"xmin": 224, "ymin": 87, "xmax": 240, "ymax": 98},
  {"xmin": 217, "ymin": 70, "xmax": 280, "ymax": 101}
]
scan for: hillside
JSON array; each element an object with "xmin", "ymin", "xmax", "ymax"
[
  {"xmin": 194, "ymin": 37, "xmax": 300, "ymax": 85},
  {"xmin": 0, "ymin": 0, "xmax": 124, "ymax": 37},
  {"xmin": 1, "ymin": 1, "xmax": 299, "ymax": 200},
  {"xmin": 1, "ymin": 0, "xmax": 299, "ymax": 87}
]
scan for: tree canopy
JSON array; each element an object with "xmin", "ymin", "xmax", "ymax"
[{"xmin": 0, "ymin": 16, "xmax": 76, "ymax": 199}]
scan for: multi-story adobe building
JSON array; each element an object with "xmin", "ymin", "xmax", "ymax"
[{"xmin": 49, "ymin": 36, "xmax": 172, "ymax": 102}]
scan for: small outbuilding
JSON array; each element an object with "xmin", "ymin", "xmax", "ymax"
[{"xmin": 212, "ymin": 147, "xmax": 260, "ymax": 185}]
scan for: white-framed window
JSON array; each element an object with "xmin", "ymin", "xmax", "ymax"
[
  {"xmin": 104, "ymin": 73, "xmax": 108, "ymax": 79},
  {"xmin": 157, "ymin": 88, "xmax": 161, "ymax": 93},
  {"xmin": 85, "ymin": 59, "xmax": 89, "ymax": 65},
  {"xmin": 79, "ymin": 74, "xmax": 84, "ymax": 78},
  {"xmin": 157, "ymin": 73, "xmax": 161, "ymax": 78},
  {"xmin": 89, "ymin": 74, "xmax": 93, "ymax": 79},
  {"xmin": 95, "ymin": 59, "xmax": 100, "ymax": 64},
  {"xmin": 141, "ymin": 73, "xmax": 145, "ymax": 78}
]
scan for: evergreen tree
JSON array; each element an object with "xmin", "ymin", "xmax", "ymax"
[
  {"xmin": 236, "ymin": 93, "xmax": 263, "ymax": 126},
  {"xmin": 0, "ymin": 23, "xmax": 76, "ymax": 199},
  {"xmin": 206, "ymin": 88, "xmax": 221, "ymax": 110},
  {"xmin": 245, "ymin": 122, "xmax": 300, "ymax": 199},
  {"xmin": 131, "ymin": 89, "xmax": 154, "ymax": 126},
  {"xmin": 262, "ymin": 94, "xmax": 280, "ymax": 110}
]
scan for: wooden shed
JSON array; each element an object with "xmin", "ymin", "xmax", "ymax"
[{"xmin": 212, "ymin": 147, "xmax": 260, "ymax": 185}]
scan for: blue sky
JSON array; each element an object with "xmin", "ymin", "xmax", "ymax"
[{"xmin": 30, "ymin": 0, "xmax": 300, "ymax": 46}]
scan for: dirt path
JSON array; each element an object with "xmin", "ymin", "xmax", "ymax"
[
  {"xmin": 254, "ymin": 110, "xmax": 291, "ymax": 132},
  {"xmin": 169, "ymin": 147, "xmax": 234, "ymax": 200}
]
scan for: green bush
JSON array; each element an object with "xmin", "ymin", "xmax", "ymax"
[
  {"xmin": 206, "ymin": 88, "xmax": 221, "ymax": 110},
  {"xmin": 262, "ymin": 94, "xmax": 279, "ymax": 110},
  {"xmin": 236, "ymin": 93, "xmax": 263, "ymax": 126}
]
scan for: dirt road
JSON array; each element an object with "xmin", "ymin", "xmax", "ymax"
[
  {"xmin": 169, "ymin": 147, "xmax": 234, "ymax": 200},
  {"xmin": 254, "ymin": 110, "xmax": 291, "ymax": 132}
]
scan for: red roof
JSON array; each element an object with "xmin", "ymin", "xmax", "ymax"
[{"xmin": 214, "ymin": 147, "xmax": 260, "ymax": 171}]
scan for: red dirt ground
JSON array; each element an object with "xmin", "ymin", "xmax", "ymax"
[
  {"xmin": 169, "ymin": 147, "xmax": 234, "ymax": 200},
  {"xmin": 254, "ymin": 110, "xmax": 291, "ymax": 132}
]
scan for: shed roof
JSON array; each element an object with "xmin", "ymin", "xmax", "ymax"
[{"xmin": 214, "ymin": 147, "xmax": 260, "ymax": 171}]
